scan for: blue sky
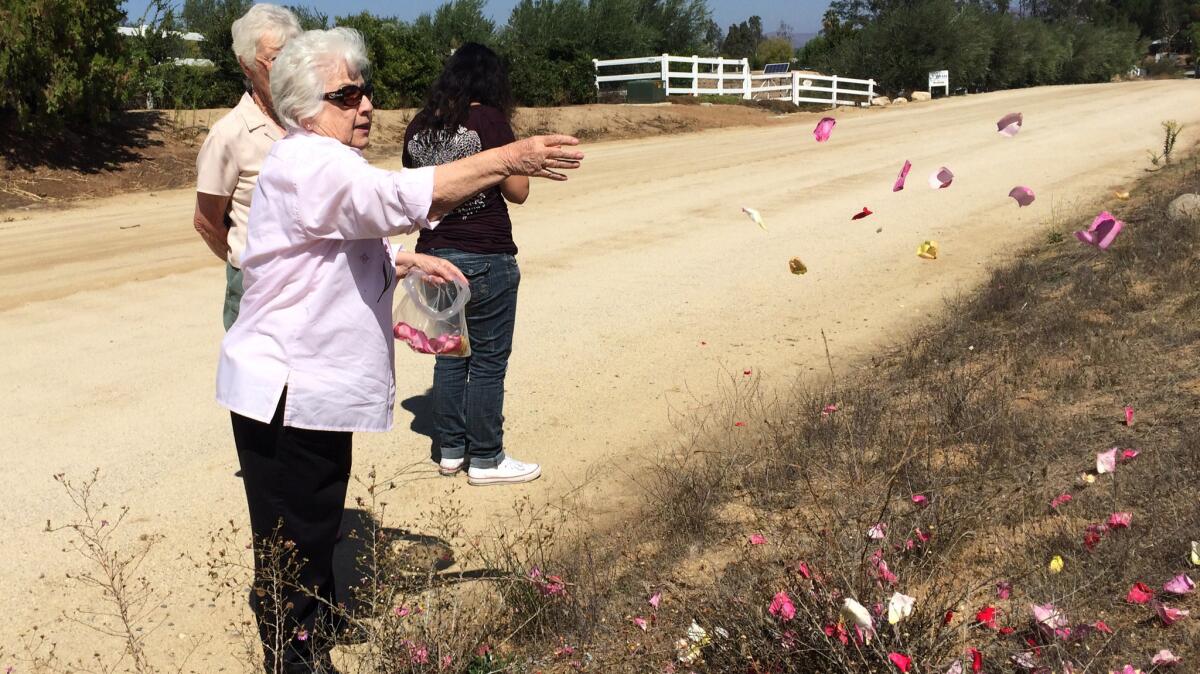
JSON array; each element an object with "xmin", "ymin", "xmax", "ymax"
[{"xmin": 121, "ymin": 0, "xmax": 827, "ymax": 34}]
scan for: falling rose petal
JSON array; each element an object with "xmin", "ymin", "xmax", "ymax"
[
  {"xmin": 748, "ymin": 533, "xmax": 767, "ymax": 545},
  {"xmin": 887, "ymin": 592, "xmax": 916, "ymax": 625},
  {"xmin": 788, "ymin": 257, "xmax": 808, "ymax": 275},
  {"xmin": 813, "ymin": 117, "xmax": 836, "ymax": 142},
  {"xmin": 1107, "ymin": 512, "xmax": 1132, "ymax": 529},
  {"xmin": 888, "ymin": 652, "xmax": 912, "ymax": 672},
  {"xmin": 1049, "ymin": 555, "xmax": 1064, "ymax": 573},
  {"xmin": 734, "ymin": 421, "xmax": 746, "ymax": 427},
  {"xmin": 1127, "ymin": 582, "xmax": 1155, "ymax": 604},
  {"xmin": 852, "ymin": 206, "xmax": 873, "ymax": 220},
  {"xmin": 997, "ymin": 112, "xmax": 1023, "ymax": 137},
  {"xmin": 1051, "ymin": 493, "xmax": 1073, "ymax": 509},
  {"xmin": 996, "ymin": 581, "xmax": 1012, "ymax": 599},
  {"xmin": 1124, "ymin": 405, "xmax": 1134, "ymax": 426},
  {"xmin": 917, "ymin": 240, "xmax": 939, "ymax": 259},
  {"xmin": 1191, "ymin": 541, "xmax": 1200, "ymax": 566},
  {"xmin": 1096, "ymin": 448, "xmax": 1118, "ymax": 474},
  {"xmin": 1075, "ymin": 211, "xmax": 1124, "ymax": 250},
  {"xmin": 741, "ymin": 207, "xmax": 766, "ymax": 230},
  {"xmin": 1153, "ymin": 600, "xmax": 1189, "ymax": 626},
  {"xmin": 649, "ymin": 591, "xmax": 662, "ymax": 608},
  {"xmin": 743, "ymin": 369, "xmax": 752, "ymax": 375},
  {"xmin": 969, "ymin": 648, "xmax": 983, "ymax": 673},
  {"xmin": 929, "ymin": 167, "xmax": 954, "ymax": 189},
  {"xmin": 632, "ymin": 616, "xmax": 649, "ymax": 631},
  {"xmin": 893, "ymin": 160, "xmax": 912, "ymax": 192},
  {"xmin": 868, "ymin": 523, "xmax": 888, "ymax": 540},
  {"xmin": 1163, "ymin": 573, "xmax": 1195, "ymax": 595},
  {"xmin": 974, "ymin": 605, "xmax": 998, "ymax": 629},
  {"xmin": 1008, "ymin": 186, "xmax": 1036, "ymax": 207},
  {"xmin": 944, "ymin": 660, "xmax": 963, "ymax": 674},
  {"xmin": 769, "ymin": 591, "xmax": 797, "ymax": 621},
  {"xmin": 1151, "ymin": 649, "xmax": 1181, "ymax": 666}
]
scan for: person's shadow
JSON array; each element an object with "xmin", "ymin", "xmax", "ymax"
[{"xmin": 400, "ymin": 388, "xmax": 441, "ymax": 462}]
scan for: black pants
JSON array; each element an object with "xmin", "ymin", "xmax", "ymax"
[{"xmin": 231, "ymin": 394, "xmax": 352, "ymax": 674}]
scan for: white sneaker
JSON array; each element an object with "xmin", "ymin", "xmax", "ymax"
[
  {"xmin": 467, "ymin": 457, "xmax": 541, "ymax": 486},
  {"xmin": 437, "ymin": 457, "xmax": 464, "ymax": 476}
]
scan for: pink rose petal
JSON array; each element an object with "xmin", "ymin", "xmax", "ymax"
[
  {"xmin": 893, "ymin": 160, "xmax": 912, "ymax": 192},
  {"xmin": 1121, "ymin": 448, "xmax": 1139, "ymax": 461},
  {"xmin": 929, "ymin": 167, "xmax": 954, "ymax": 189},
  {"xmin": 632, "ymin": 616, "xmax": 648, "ymax": 631},
  {"xmin": 868, "ymin": 523, "xmax": 887, "ymax": 540},
  {"xmin": 1075, "ymin": 211, "xmax": 1124, "ymax": 250},
  {"xmin": 1107, "ymin": 512, "xmax": 1132, "ymax": 529},
  {"xmin": 851, "ymin": 207, "xmax": 873, "ymax": 220},
  {"xmin": 769, "ymin": 590, "xmax": 796, "ymax": 621},
  {"xmin": 1008, "ymin": 186, "xmax": 1035, "ymax": 207},
  {"xmin": 1151, "ymin": 649, "xmax": 1181, "ymax": 666},
  {"xmin": 997, "ymin": 112, "xmax": 1023, "ymax": 137},
  {"xmin": 1096, "ymin": 448, "xmax": 1117, "ymax": 474},
  {"xmin": 813, "ymin": 117, "xmax": 836, "ymax": 142},
  {"xmin": 649, "ymin": 591, "xmax": 662, "ymax": 608},
  {"xmin": 1127, "ymin": 582, "xmax": 1155, "ymax": 604},
  {"xmin": 1153, "ymin": 599, "xmax": 1189, "ymax": 626},
  {"xmin": 996, "ymin": 581, "xmax": 1012, "ymax": 599},
  {"xmin": 1163, "ymin": 574, "xmax": 1195, "ymax": 595},
  {"xmin": 748, "ymin": 533, "xmax": 767, "ymax": 545},
  {"xmin": 1051, "ymin": 493, "xmax": 1072, "ymax": 509},
  {"xmin": 911, "ymin": 493, "xmax": 928, "ymax": 507},
  {"xmin": 888, "ymin": 652, "xmax": 912, "ymax": 672},
  {"xmin": 1124, "ymin": 405, "xmax": 1134, "ymax": 426}
]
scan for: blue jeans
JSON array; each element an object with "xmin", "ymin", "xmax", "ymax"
[{"xmin": 427, "ymin": 249, "xmax": 520, "ymax": 469}]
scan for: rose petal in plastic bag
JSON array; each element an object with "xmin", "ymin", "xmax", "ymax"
[
  {"xmin": 1009, "ymin": 186, "xmax": 1035, "ymax": 207},
  {"xmin": 813, "ymin": 117, "xmax": 836, "ymax": 142},
  {"xmin": 997, "ymin": 112, "xmax": 1023, "ymax": 137},
  {"xmin": 893, "ymin": 160, "xmax": 912, "ymax": 192},
  {"xmin": 1075, "ymin": 211, "xmax": 1123, "ymax": 250},
  {"xmin": 929, "ymin": 167, "xmax": 954, "ymax": 189}
]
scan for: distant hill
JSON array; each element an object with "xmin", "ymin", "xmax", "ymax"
[{"xmin": 766, "ymin": 31, "xmax": 818, "ymax": 48}]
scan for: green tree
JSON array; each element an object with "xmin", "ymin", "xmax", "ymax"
[
  {"xmin": 428, "ymin": 0, "xmax": 496, "ymax": 52},
  {"xmin": 182, "ymin": 0, "xmax": 254, "ymax": 106},
  {"xmin": 0, "ymin": 0, "xmax": 133, "ymax": 128},
  {"xmin": 755, "ymin": 37, "xmax": 794, "ymax": 68},
  {"xmin": 336, "ymin": 11, "xmax": 442, "ymax": 108},
  {"xmin": 720, "ymin": 15, "xmax": 763, "ymax": 59},
  {"xmin": 286, "ymin": 4, "xmax": 330, "ymax": 30}
]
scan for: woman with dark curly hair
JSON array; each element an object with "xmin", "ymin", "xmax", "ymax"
[{"xmin": 402, "ymin": 43, "xmax": 540, "ymax": 486}]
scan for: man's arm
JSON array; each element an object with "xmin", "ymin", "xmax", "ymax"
[{"xmin": 194, "ymin": 192, "xmax": 232, "ymax": 262}]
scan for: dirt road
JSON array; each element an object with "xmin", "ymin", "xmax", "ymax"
[{"xmin": 2, "ymin": 81, "xmax": 1198, "ymax": 667}]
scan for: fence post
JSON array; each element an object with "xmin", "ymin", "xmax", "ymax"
[
  {"xmin": 868, "ymin": 79, "xmax": 876, "ymax": 105},
  {"xmin": 692, "ymin": 55, "xmax": 699, "ymax": 96},
  {"xmin": 791, "ymin": 71, "xmax": 799, "ymax": 106},
  {"xmin": 661, "ymin": 53, "xmax": 670, "ymax": 95},
  {"xmin": 717, "ymin": 58, "xmax": 724, "ymax": 95},
  {"xmin": 831, "ymin": 74, "xmax": 839, "ymax": 108},
  {"xmin": 592, "ymin": 58, "xmax": 600, "ymax": 98},
  {"xmin": 742, "ymin": 58, "xmax": 751, "ymax": 100}
]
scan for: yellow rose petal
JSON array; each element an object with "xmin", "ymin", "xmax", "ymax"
[
  {"xmin": 1114, "ymin": 190, "xmax": 1130, "ymax": 201},
  {"xmin": 1049, "ymin": 555, "xmax": 1064, "ymax": 574},
  {"xmin": 1190, "ymin": 541, "xmax": 1199, "ymax": 566},
  {"xmin": 917, "ymin": 240, "xmax": 938, "ymax": 260}
]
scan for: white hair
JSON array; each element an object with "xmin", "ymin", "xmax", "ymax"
[
  {"xmin": 231, "ymin": 4, "xmax": 302, "ymax": 73},
  {"xmin": 270, "ymin": 28, "xmax": 370, "ymax": 131}
]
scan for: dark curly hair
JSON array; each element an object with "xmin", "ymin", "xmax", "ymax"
[{"xmin": 408, "ymin": 42, "xmax": 515, "ymax": 136}]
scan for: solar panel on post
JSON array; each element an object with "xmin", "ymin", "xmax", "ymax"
[{"xmin": 763, "ymin": 63, "xmax": 790, "ymax": 75}]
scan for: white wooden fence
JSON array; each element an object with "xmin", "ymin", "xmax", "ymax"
[{"xmin": 593, "ymin": 54, "xmax": 877, "ymax": 108}]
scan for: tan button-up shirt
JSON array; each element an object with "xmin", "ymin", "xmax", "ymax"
[{"xmin": 195, "ymin": 92, "xmax": 282, "ymax": 269}]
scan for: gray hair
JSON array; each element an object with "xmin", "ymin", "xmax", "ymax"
[
  {"xmin": 230, "ymin": 4, "xmax": 302, "ymax": 73},
  {"xmin": 270, "ymin": 28, "xmax": 370, "ymax": 131}
]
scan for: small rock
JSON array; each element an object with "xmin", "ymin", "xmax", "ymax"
[
  {"xmin": 911, "ymin": 91, "xmax": 932, "ymax": 101},
  {"xmin": 892, "ymin": 97, "xmax": 909, "ymax": 104},
  {"xmin": 1167, "ymin": 193, "xmax": 1200, "ymax": 222},
  {"xmin": 871, "ymin": 96, "xmax": 891, "ymax": 106}
]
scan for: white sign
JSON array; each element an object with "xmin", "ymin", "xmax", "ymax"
[{"xmin": 928, "ymin": 70, "xmax": 949, "ymax": 94}]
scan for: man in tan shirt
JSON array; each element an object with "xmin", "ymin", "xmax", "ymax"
[{"xmin": 193, "ymin": 4, "xmax": 301, "ymax": 330}]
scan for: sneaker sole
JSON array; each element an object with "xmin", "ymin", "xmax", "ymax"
[
  {"xmin": 467, "ymin": 467, "xmax": 542, "ymax": 486},
  {"xmin": 438, "ymin": 467, "xmax": 463, "ymax": 476}
]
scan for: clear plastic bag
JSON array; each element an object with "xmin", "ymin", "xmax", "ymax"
[{"xmin": 392, "ymin": 269, "xmax": 472, "ymax": 357}]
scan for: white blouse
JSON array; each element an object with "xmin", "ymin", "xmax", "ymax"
[{"xmin": 217, "ymin": 131, "xmax": 439, "ymax": 432}]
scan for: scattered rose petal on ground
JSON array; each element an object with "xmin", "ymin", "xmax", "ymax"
[
  {"xmin": 1164, "ymin": 574, "xmax": 1195, "ymax": 595},
  {"xmin": 1108, "ymin": 512, "xmax": 1132, "ymax": 529},
  {"xmin": 1080, "ymin": 472, "xmax": 1097, "ymax": 485},
  {"xmin": 741, "ymin": 207, "xmax": 766, "ymax": 230},
  {"xmin": 788, "ymin": 257, "xmax": 808, "ymax": 275},
  {"xmin": 894, "ymin": 160, "xmax": 912, "ymax": 192},
  {"xmin": 1151, "ymin": 649, "xmax": 1181, "ymax": 666},
  {"xmin": 1114, "ymin": 190, "xmax": 1131, "ymax": 200},
  {"xmin": 296, "ymin": 629, "xmax": 309, "ymax": 641},
  {"xmin": 969, "ymin": 648, "xmax": 983, "ymax": 673},
  {"xmin": 997, "ymin": 581, "xmax": 1012, "ymax": 599},
  {"xmin": 1121, "ymin": 448, "xmax": 1139, "ymax": 462},
  {"xmin": 1012, "ymin": 651, "xmax": 1037, "ymax": 670},
  {"xmin": 649, "ymin": 591, "xmax": 662, "ymax": 608},
  {"xmin": 929, "ymin": 167, "xmax": 954, "ymax": 189},
  {"xmin": 943, "ymin": 610, "xmax": 955, "ymax": 625},
  {"xmin": 1152, "ymin": 600, "xmax": 1189, "ymax": 626},
  {"xmin": 633, "ymin": 616, "xmax": 649, "ymax": 631},
  {"xmin": 975, "ymin": 606, "xmax": 998, "ymax": 629},
  {"xmin": 1085, "ymin": 523, "xmax": 1109, "ymax": 550},
  {"xmin": 796, "ymin": 561, "xmax": 811, "ymax": 578},
  {"xmin": 1094, "ymin": 620, "xmax": 1113, "ymax": 633},
  {"xmin": 868, "ymin": 523, "xmax": 888, "ymax": 539},
  {"xmin": 1097, "ymin": 448, "xmax": 1118, "ymax": 474},
  {"xmin": 1049, "ymin": 555, "xmax": 1065, "ymax": 573},
  {"xmin": 911, "ymin": 493, "xmax": 928, "ymax": 506},
  {"xmin": 1191, "ymin": 541, "xmax": 1200, "ymax": 566},
  {"xmin": 769, "ymin": 591, "xmax": 796, "ymax": 621},
  {"xmin": 1127, "ymin": 582, "xmax": 1155, "ymax": 604},
  {"xmin": 888, "ymin": 592, "xmax": 916, "ymax": 624},
  {"xmin": 888, "ymin": 652, "xmax": 912, "ymax": 672},
  {"xmin": 824, "ymin": 621, "xmax": 849, "ymax": 645},
  {"xmin": 1009, "ymin": 186, "xmax": 1035, "ymax": 207},
  {"xmin": 1051, "ymin": 493, "xmax": 1073, "ymax": 509},
  {"xmin": 1124, "ymin": 405, "xmax": 1134, "ymax": 426},
  {"xmin": 1076, "ymin": 211, "xmax": 1124, "ymax": 250},
  {"xmin": 748, "ymin": 533, "xmax": 767, "ymax": 545},
  {"xmin": 944, "ymin": 660, "xmax": 963, "ymax": 674},
  {"xmin": 734, "ymin": 421, "xmax": 746, "ymax": 427},
  {"xmin": 814, "ymin": 117, "xmax": 836, "ymax": 142},
  {"xmin": 917, "ymin": 240, "xmax": 939, "ymax": 259},
  {"xmin": 1033, "ymin": 603, "xmax": 1069, "ymax": 631},
  {"xmin": 852, "ymin": 207, "xmax": 873, "ymax": 220},
  {"xmin": 876, "ymin": 559, "xmax": 899, "ymax": 585},
  {"xmin": 841, "ymin": 598, "xmax": 874, "ymax": 636},
  {"xmin": 821, "ymin": 404, "xmax": 838, "ymax": 417},
  {"xmin": 997, "ymin": 112, "xmax": 1023, "ymax": 136},
  {"xmin": 1111, "ymin": 667, "xmax": 1141, "ymax": 674}
]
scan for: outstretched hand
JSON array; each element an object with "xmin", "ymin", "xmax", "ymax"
[{"xmin": 503, "ymin": 135, "xmax": 584, "ymax": 181}]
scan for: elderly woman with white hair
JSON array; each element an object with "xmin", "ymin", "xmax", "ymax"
[
  {"xmin": 194, "ymin": 3, "xmax": 301, "ymax": 330},
  {"xmin": 216, "ymin": 27, "xmax": 583, "ymax": 672}
]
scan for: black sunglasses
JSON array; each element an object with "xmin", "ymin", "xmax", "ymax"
[{"xmin": 323, "ymin": 83, "xmax": 373, "ymax": 107}]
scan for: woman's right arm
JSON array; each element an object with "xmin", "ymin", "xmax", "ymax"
[{"xmin": 428, "ymin": 135, "xmax": 581, "ymax": 220}]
